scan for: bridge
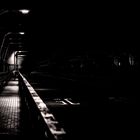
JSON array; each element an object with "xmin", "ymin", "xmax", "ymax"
[{"xmin": 0, "ymin": 6, "xmax": 139, "ymax": 139}]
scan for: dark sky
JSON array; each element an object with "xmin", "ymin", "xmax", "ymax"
[{"xmin": 29, "ymin": 8, "xmax": 139, "ymax": 58}]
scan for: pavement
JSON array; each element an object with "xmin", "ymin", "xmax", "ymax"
[{"xmin": 0, "ymin": 78, "xmax": 29, "ymax": 139}]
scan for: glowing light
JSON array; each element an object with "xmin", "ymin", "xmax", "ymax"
[
  {"xmin": 114, "ymin": 57, "xmax": 121, "ymax": 66},
  {"xmin": 7, "ymin": 52, "xmax": 15, "ymax": 64},
  {"xmin": 129, "ymin": 55, "xmax": 134, "ymax": 66},
  {"xmin": 19, "ymin": 9, "xmax": 30, "ymax": 14},
  {"xmin": 19, "ymin": 32, "xmax": 25, "ymax": 35},
  {"xmin": 118, "ymin": 62, "xmax": 121, "ymax": 66}
]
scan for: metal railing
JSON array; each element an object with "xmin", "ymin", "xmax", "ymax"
[{"xmin": 18, "ymin": 72, "xmax": 66, "ymax": 140}]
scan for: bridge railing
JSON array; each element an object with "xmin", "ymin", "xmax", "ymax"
[{"xmin": 18, "ymin": 72, "xmax": 66, "ymax": 140}]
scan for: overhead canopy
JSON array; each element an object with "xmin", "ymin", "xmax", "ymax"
[{"xmin": 0, "ymin": 5, "xmax": 139, "ymax": 61}]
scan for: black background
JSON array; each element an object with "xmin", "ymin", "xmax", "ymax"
[{"xmin": 1, "ymin": 2, "xmax": 139, "ymax": 60}]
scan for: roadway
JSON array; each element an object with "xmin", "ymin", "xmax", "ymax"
[{"xmin": 27, "ymin": 71, "xmax": 140, "ymax": 139}]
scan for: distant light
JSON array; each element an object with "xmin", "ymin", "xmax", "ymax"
[
  {"xmin": 118, "ymin": 62, "xmax": 121, "ymax": 66},
  {"xmin": 129, "ymin": 55, "xmax": 134, "ymax": 66},
  {"xmin": 7, "ymin": 52, "xmax": 15, "ymax": 65},
  {"xmin": 19, "ymin": 9, "xmax": 30, "ymax": 14},
  {"xmin": 19, "ymin": 32, "xmax": 25, "ymax": 35}
]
